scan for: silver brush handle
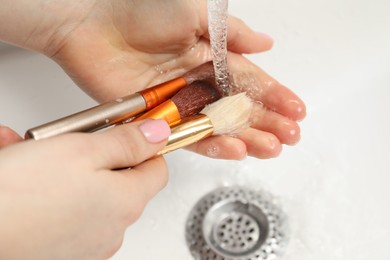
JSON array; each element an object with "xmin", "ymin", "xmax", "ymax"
[{"xmin": 25, "ymin": 93, "xmax": 146, "ymax": 140}]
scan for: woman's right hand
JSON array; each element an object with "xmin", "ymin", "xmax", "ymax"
[{"xmin": 0, "ymin": 119, "xmax": 170, "ymax": 259}]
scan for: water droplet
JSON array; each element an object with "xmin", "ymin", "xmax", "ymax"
[
  {"xmin": 154, "ymin": 64, "xmax": 167, "ymax": 74},
  {"xmin": 206, "ymin": 144, "xmax": 220, "ymax": 158}
]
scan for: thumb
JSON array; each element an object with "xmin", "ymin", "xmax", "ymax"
[
  {"xmin": 0, "ymin": 125, "xmax": 23, "ymax": 149},
  {"xmin": 226, "ymin": 15, "xmax": 273, "ymax": 54},
  {"xmin": 92, "ymin": 119, "xmax": 171, "ymax": 170}
]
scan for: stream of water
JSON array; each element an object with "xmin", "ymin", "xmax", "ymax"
[{"xmin": 207, "ymin": 0, "xmax": 230, "ymax": 96}]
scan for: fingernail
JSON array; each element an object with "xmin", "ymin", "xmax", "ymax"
[
  {"xmin": 256, "ymin": 32, "xmax": 273, "ymax": 41},
  {"xmin": 285, "ymin": 99, "xmax": 307, "ymax": 121},
  {"xmin": 268, "ymin": 136, "xmax": 278, "ymax": 151},
  {"xmin": 139, "ymin": 119, "xmax": 171, "ymax": 143}
]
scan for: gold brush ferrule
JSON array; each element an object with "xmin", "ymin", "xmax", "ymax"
[{"xmin": 158, "ymin": 114, "xmax": 214, "ymax": 155}]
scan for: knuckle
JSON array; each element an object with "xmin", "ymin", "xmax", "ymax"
[
  {"xmin": 111, "ymin": 126, "xmax": 145, "ymax": 165},
  {"xmin": 103, "ymin": 236, "xmax": 125, "ymax": 259},
  {"xmin": 126, "ymin": 192, "xmax": 147, "ymax": 224},
  {"xmin": 59, "ymin": 133, "xmax": 97, "ymax": 159}
]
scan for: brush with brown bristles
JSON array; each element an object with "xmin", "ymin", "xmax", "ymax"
[
  {"xmin": 133, "ymin": 79, "xmax": 222, "ymax": 126},
  {"xmin": 158, "ymin": 92, "xmax": 253, "ymax": 155}
]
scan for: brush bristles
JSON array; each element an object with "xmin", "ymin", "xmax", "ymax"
[
  {"xmin": 172, "ymin": 80, "xmax": 221, "ymax": 118},
  {"xmin": 183, "ymin": 62, "xmax": 225, "ymax": 97},
  {"xmin": 183, "ymin": 62, "xmax": 215, "ymax": 85},
  {"xmin": 200, "ymin": 93, "xmax": 253, "ymax": 135}
]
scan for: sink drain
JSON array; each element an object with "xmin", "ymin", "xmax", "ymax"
[{"xmin": 185, "ymin": 186, "xmax": 288, "ymax": 260}]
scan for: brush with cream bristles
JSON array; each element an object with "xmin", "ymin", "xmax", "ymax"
[{"xmin": 158, "ymin": 92, "xmax": 253, "ymax": 155}]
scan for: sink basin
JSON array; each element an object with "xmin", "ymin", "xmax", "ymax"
[{"xmin": 1, "ymin": 0, "xmax": 389, "ymax": 259}]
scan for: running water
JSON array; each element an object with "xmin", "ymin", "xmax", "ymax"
[{"xmin": 207, "ymin": 0, "xmax": 230, "ymax": 96}]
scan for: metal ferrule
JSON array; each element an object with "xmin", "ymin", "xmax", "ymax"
[{"xmin": 158, "ymin": 114, "xmax": 214, "ymax": 155}]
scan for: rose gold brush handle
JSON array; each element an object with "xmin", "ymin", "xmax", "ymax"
[{"xmin": 25, "ymin": 93, "xmax": 146, "ymax": 140}]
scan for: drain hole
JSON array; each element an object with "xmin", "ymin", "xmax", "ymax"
[{"xmin": 186, "ymin": 186, "xmax": 288, "ymax": 260}]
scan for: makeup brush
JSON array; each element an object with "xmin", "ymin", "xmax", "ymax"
[
  {"xmin": 25, "ymin": 62, "xmax": 216, "ymax": 140},
  {"xmin": 133, "ymin": 79, "xmax": 222, "ymax": 126},
  {"xmin": 158, "ymin": 92, "xmax": 253, "ymax": 155}
]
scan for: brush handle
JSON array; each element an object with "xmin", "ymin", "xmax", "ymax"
[
  {"xmin": 25, "ymin": 93, "xmax": 146, "ymax": 140},
  {"xmin": 157, "ymin": 114, "xmax": 213, "ymax": 155},
  {"xmin": 133, "ymin": 99, "xmax": 181, "ymax": 126},
  {"xmin": 25, "ymin": 77, "xmax": 188, "ymax": 140}
]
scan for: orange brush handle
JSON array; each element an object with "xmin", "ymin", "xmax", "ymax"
[
  {"xmin": 140, "ymin": 77, "xmax": 186, "ymax": 110},
  {"xmin": 134, "ymin": 100, "xmax": 181, "ymax": 126}
]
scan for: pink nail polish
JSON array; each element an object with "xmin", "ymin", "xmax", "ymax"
[{"xmin": 139, "ymin": 119, "xmax": 171, "ymax": 143}]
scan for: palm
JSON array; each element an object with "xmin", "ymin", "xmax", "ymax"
[{"xmin": 52, "ymin": 0, "xmax": 211, "ymax": 101}]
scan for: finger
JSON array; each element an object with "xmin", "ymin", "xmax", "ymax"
[
  {"xmin": 91, "ymin": 119, "xmax": 171, "ymax": 169},
  {"xmin": 228, "ymin": 53, "xmax": 306, "ymax": 121},
  {"xmin": 226, "ymin": 15, "xmax": 273, "ymax": 54},
  {"xmin": 127, "ymin": 156, "xmax": 169, "ymax": 202},
  {"xmin": 250, "ymin": 103, "xmax": 301, "ymax": 145},
  {"xmin": 103, "ymin": 236, "xmax": 125, "ymax": 260},
  {"xmin": 108, "ymin": 156, "xmax": 169, "ymax": 223},
  {"xmin": 186, "ymin": 135, "xmax": 247, "ymax": 160},
  {"xmin": 0, "ymin": 125, "xmax": 23, "ymax": 148},
  {"xmin": 237, "ymin": 128, "xmax": 282, "ymax": 159},
  {"xmin": 260, "ymin": 84, "xmax": 306, "ymax": 122}
]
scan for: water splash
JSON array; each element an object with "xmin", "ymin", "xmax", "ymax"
[{"xmin": 208, "ymin": 0, "xmax": 230, "ymax": 96}]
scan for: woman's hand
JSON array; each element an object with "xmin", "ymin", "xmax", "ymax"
[
  {"xmin": 49, "ymin": 0, "xmax": 305, "ymax": 160},
  {"xmin": 0, "ymin": 119, "xmax": 171, "ymax": 259},
  {"xmin": 186, "ymin": 53, "xmax": 306, "ymax": 159},
  {"xmin": 0, "ymin": 0, "xmax": 305, "ymax": 160}
]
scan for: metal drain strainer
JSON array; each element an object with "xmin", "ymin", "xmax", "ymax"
[{"xmin": 185, "ymin": 186, "xmax": 288, "ymax": 260}]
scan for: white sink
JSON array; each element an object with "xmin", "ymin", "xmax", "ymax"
[{"xmin": 1, "ymin": 0, "xmax": 389, "ymax": 259}]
